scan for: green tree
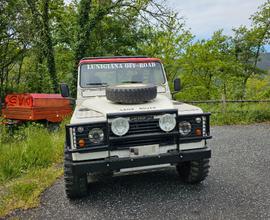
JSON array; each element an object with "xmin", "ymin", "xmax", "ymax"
[
  {"xmin": 232, "ymin": 26, "xmax": 266, "ymax": 99},
  {"xmin": 26, "ymin": 0, "xmax": 61, "ymax": 93},
  {"xmin": 178, "ymin": 31, "xmax": 241, "ymax": 100},
  {"xmin": 138, "ymin": 14, "xmax": 193, "ymax": 81},
  {"xmin": 232, "ymin": 1, "xmax": 270, "ymax": 99},
  {"xmin": 0, "ymin": 0, "xmax": 28, "ymax": 98},
  {"xmin": 71, "ymin": 0, "xmax": 174, "ymax": 96}
]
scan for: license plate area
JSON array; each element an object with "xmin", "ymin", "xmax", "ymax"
[{"xmin": 129, "ymin": 144, "xmax": 159, "ymax": 157}]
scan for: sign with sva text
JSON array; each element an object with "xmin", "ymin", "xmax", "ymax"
[{"xmin": 5, "ymin": 94, "xmax": 33, "ymax": 107}]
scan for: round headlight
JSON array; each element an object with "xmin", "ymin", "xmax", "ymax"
[
  {"xmin": 179, "ymin": 121, "xmax": 192, "ymax": 136},
  {"xmin": 159, "ymin": 114, "xmax": 176, "ymax": 132},
  {"xmin": 88, "ymin": 128, "xmax": 104, "ymax": 144},
  {"xmin": 111, "ymin": 117, "xmax": 129, "ymax": 136}
]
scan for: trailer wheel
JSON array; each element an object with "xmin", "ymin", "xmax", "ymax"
[
  {"xmin": 47, "ymin": 122, "xmax": 60, "ymax": 132},
  {"xmin": 64, "ymin": 152, "xmax": 88, "ymax": 199},
  {"xmin": 176, "ymin": 159, "xmax": 210, "ymax": 184}
]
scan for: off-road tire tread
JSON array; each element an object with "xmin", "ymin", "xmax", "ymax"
[
  {"xmin": 176, "ymin": 159, "xmax": 210, "ymax": 184},
  {"xmin": 106, "ymin": 84, "xmax": 157, "ymax": 104},
  {"xmin": 64, "ymin": 153, "xmax": 88, "ymax": 199}
]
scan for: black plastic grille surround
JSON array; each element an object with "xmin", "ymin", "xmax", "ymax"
[
  {"xmin": 67, "ymin": 122, "xmax": 108, "ymax": 149},
  {"xmin": 178, "ymin": 117, "xmax": 202, "ymax": 137},
  {"xmin": 179, "ymin": 114, "xmax": 210, "ymax": 137},
  {"xmin": 177, "ymin": 113, "xmax": 211, "ymax": 144}
]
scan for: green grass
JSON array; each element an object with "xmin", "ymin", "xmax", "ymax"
[
  {"xmin": 0, "ymin": 166, "xmax": 63, "ymax": 217},
  {"xmin": 0, "ymin": 123, "xmax": 64, "ymax": 182},
  {"xmin": 194, "ymin": 102, "xmax": 270, "ymax": 125},
  {"xmin": 0, "ymin": 122, "xmax": 65, "ymax": 217}
]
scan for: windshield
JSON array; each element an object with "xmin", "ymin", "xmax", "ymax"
[{"xmin": 80, "ymin": 62, "xmax": 165, "ymax": 87}]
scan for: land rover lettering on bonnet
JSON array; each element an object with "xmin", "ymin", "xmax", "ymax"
[{"xmin": 61, "ymin": 56, "xmax": 212, "ymax": 199}]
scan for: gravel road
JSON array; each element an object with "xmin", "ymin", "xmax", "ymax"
[{"xmin": 8, "ymin": 124, "xmax": 270, "ymax": 220}]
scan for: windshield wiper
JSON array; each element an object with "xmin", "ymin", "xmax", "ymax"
[
  {"xmin": 86, "ymin": 82, "xmax": 107, "ymax": 86},
  {"xmin": 121, "ymin": 81, "xmax": 142, "ymax": 83}
]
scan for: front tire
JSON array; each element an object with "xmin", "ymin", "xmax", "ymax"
[
  {"xmin": 64, "ymin": 154, "xmax": 88, "ymax": 199},
  {"xmin": 176, "ymin": 159, "xmax": 210, "ymax": 184}
]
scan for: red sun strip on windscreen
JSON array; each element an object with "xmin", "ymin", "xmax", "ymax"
[
  {"xmin": 85, "ymin": 62, "xmax": 157, "ymax": 70},
  {"xmin": 79, "ymin": 57, "xmax": 161, "ymax": 65}
]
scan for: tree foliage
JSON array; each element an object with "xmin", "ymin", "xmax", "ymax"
[{"xmin": 0, "ymin": 0, "xmax": 269, "ymax": 100}]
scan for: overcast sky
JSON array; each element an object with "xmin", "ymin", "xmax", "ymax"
[
  {"xmin": 167, "ymin": 0, "xmax": 266, "ymax": 39},
  {"xmin": 64, "ymin": 0, "xmax": 269, "ymax": 50},
  {"xmin": 65, "ymin": 0, "xmax": 265, "ymax": 38}
]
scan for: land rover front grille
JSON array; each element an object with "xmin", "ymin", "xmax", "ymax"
[
  {"xmin": 108, "ymin": 111, "xmax": 178, "ymax": 149},
  {"xmin": 112, "ymin": 119, "xmax": 161, "ymax": 136}
]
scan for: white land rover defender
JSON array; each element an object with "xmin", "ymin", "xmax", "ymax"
[{"xmin": 60, "ymin": 56, "xmax": 212, "ymax": 199}]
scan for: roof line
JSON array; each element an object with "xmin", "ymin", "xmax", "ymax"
[{"xmin": 80, "ymin": 56, "xmax": 148, "ymax": 60}]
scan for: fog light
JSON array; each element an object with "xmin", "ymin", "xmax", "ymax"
[
  {"xmin": 159, "ymin": 114, "xmax": 176, "ymax": 132},
  {"xmin": 111, "ymin": 117, "xmax": 129, "ymax": 136}
]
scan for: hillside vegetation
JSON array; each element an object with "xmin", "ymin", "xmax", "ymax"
[{"xmin": 258, "ymin": 53, "xmax": 270, "ymax": 72}]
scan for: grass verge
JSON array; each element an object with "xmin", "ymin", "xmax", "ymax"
[
  {"xmin": 0, "ymin": 165, "xmax": 63, "ymax": 217},
  {"xmin": 0, "ymin": 122, "xmax": 65, "ymax": 218}
]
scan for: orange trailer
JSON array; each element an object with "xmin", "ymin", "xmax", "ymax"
[{"xmin": 1, "ymin": 93, "xmax": 73, "ymax": 123}]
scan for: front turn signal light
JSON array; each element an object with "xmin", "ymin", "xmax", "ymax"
[
  {"xmin": 79, "ymin": 139, "xmax": 86, "ymax": 147},
  {"xmin": 195, "ymin": 128, "xmax": 202, "ymax": 136}
]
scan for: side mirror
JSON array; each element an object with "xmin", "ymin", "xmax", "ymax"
[
  {"xmin": 60, "ymin": 83, "xmax": 70, "ymax": 97},
  {"xmin": 174, "ymin": 78, "xmax": 181, "ymax": 92}
]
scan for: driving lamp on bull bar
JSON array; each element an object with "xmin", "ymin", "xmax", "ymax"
[
  {"xmin": 159, "ymin": 114, "xmax": 176, "ymax": 132},
  {"xmin": 111, "ymin": 117, "xmax": 129, "ymax": 136}
]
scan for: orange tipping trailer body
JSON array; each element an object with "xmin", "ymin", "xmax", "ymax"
[{"xmin": 2, "ymin": 93, "xmax": 73, "ymax": 123}]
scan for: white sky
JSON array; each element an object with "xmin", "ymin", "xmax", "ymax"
[{"xmin": 167, "ymin": 0, "xmax": 266, "ymax": 39}]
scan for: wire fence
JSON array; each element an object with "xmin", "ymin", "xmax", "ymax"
[
  {"xmin": 183, "ymin": 100, "xmax": 270, "ymax": 104},
  {"xmin": 182, "ymin": 100, "xmax": 270, "ymax": 114},
  {"xmin": 1, "ymin": 96, "xmax": 270, "ymax": 115}
]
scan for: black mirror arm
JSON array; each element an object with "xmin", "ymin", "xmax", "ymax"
[
  {"xmin": 67, "ymin": 97, "xmax": 76, "ymax": 108},
  {"xmin": 171, "ymin": 91, "xmax": 180, "ymax": 100}
]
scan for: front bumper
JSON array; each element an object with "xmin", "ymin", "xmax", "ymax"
[
  {"xmin": 70, "ymin": 148, "xmax": 211, "ymax": 174},
  {"xmin": 66, "ymin": 111, "xmax": 212, "ymax": 151}
]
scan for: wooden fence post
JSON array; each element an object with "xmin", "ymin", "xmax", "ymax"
[{"xmin": 221, "ymin": 94, "xmax": 226, "ymax": 114}]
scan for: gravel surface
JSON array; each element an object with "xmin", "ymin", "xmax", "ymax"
[{"xmin": 8, "ymin": 124, "xmax": 270, "ymax": 220}]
